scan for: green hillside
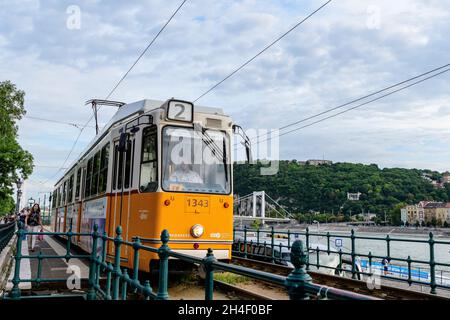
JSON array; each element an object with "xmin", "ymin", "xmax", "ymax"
[{"xmin": 233, "ymin": 161, "xmax": 450, "ymax": 224}]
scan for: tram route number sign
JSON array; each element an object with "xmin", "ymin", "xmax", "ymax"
[
  {"xmin": 335, "ymin": 238, "xmax": 343, "ymax": 248},
  {"xmin": 167, "ymin": 100, "xmax": 193, "ymax": 122}
]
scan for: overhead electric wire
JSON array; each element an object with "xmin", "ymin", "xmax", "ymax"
[
  {"xmin": 255, "ymin": 66, "xmax": 450, "ymax": 145},
  {"xmin": 193, "ymin": 0, "xmax": 332, "ymax": 103},
  {"xmin": 105, "ymin": 0, "xmax": 188, "ymax": 100},
  {"xmin": 24, "ymin": 115, "xmax": 97, "ymax": 129},
  {"xmin": 34, "ymin": 165, "xmax": 69, "ymax": 169},
  {"xmin": 40, "ymin": 0, "xmax": 188, "ymax": 185},
  {"xmin": 246, "ymin": 63, "xmax": 450, "ymax": 146}
]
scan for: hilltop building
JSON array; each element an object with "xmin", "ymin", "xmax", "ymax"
[{"xmin": 306, "ymin": 159, "xmax": 333, "ymax": 166}]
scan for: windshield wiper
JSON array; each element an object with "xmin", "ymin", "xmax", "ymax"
[
  {"xmin": 193, "ymin": 124, "xmax": 224, "ymax": 162},
  {"xmin": 223, "ymin": 137, "xmax": 228, "ymax": 182},
  {"xmin": 193, "ymin": 123, "xmax": 229, "ymax": 183}
]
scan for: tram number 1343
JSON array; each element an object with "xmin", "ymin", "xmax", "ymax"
[{"xmin": 186, "ymin": 198, "xmax": 209, "ymax": 208}]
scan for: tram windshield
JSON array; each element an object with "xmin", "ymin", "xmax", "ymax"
[{"xmin": 162, "ymin": 126, "xmax": 231, "ymax": 194}]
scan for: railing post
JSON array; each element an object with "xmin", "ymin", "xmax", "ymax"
[
  {"xmin": 284, "ymin": 240, "xmax": 312, "ymax": 300},
  {"xmin": 156, "ymin": 229, "xmax": 170, "ymax": 300},
  {"xmin": 10, "ymin": 222, "xmax": 24, "ymax": 299},
  {"xmin": 316, "ymin": 246, "xmax": 320, "ymax": 270},
  {"xmin": 271, "ymin": 226, "xmax": 275, "ymax": 264},
  {"xmin": 132, "ymin": 237, "xmax": 141, "ymax": 292},
  {"xmin": 97, "ymin": 231, "xmax": 107, "ymax": 287},
  {"xmin": 112, "ymin": 226, "xmax": 123, "ymax": 300},
  {"xmin": 406, "ymin": 255, "xmax": 412, "ymax": 286},
  {"xmin": 203, "ymin": 248, "xmax": 216, "ymax": 300},
  {"xmin": 429, "ymin": 232, "xmax": 436, "ymax": 294},
  {"xmin": 386, "ymin": 234, "xmax": 391, "ymax": 263},
  {"xmin": 105, "ymin": 262, "xmax": 113, "ymax": 300},
  {"xmin": 243, "ymin": 225, "xmax": 248, "ymax": 259},
  {"xmin": 337, "ymin": 249, "xmax": 343, "ymax": 275},
  {"xmin": 305, "ymin": 227, "xmax": 310, "ymax": 271},
  {"xmin": 121, "ymin": 269, "xmax": 129, "ymax": 300},
  {"xmin": 326, "ymin": 232, "xmax": 330, "ymax": 255},
  {"xmin": 350, "ymin": 229, "xmax": 356, "ymax": 279},
  {"xmin": 287, "ymin": 230, "xmax": 290, "ymax": 250},
  {"xmin": 36, "ymin": 251, "xmax": 43, "ymax": 287},
  {"xmin": 143, "ymin": 280, "xmax": 152, "ymax": 300},
  {"xmin": 87, "ymin": 224, "xmax": 99, "ymax": 300}
]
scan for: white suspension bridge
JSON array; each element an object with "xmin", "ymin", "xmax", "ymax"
[{"xmin": 233, "ymin": 191, "xmax": 295, "ymax": 223}]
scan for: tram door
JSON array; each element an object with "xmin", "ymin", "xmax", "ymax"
[{"xmin": 108, "ymin": 138, "xmax": 135, "ymax": 261}]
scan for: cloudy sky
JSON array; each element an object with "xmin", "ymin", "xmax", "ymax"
[{"xmin": 1, "ymin": 0, "xmax": 449, "ymax": 201}]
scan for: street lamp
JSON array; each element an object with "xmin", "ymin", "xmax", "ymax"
[
  {"xmin": 15, "ymin": 178, "xmax": 23, "ymax": 213},
  {"xmin": 28, "ymin": 197, "xmax": 35, "ymax": 208}
]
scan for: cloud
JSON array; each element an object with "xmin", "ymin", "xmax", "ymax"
[{"xmin": 1, "ymin": 0, "xmax": 449, "ymax": 200}]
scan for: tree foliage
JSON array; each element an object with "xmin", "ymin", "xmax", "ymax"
[
  {"xmin": 0, "ymin": 80, "xmax": 33, "ymax": 215},
  {"xmin": 234, "ymin": 161, "xmax": 450, "ymax": 224}
]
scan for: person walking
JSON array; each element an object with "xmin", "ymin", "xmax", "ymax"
[
  {"xmin": 25, "ymin": 203, "xmax": 43, "ymax": 252},
  {"xmin": 382, "ymin": 257, "xmax": 389, "ymax": 275},
  {"xmin": 19, "ymin": 208, "xmax": 29, "ymax": 240}
]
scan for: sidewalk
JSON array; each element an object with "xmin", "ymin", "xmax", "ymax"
[
  {"xmin": 6, "ymin": 233, "xmax": 90, "ymax": 293},
  {"xmin": 6, "ymin": 238, "xmax": 32, "ymax": 291}
]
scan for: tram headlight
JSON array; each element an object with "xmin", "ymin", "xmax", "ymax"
[{"xmin": 190, "ymin": 224, "xmax": 204, "ymax": 238}]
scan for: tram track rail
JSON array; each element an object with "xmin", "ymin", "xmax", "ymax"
[
  {"xmin": 230, "ymin": 256, "xmax": 450, "ymax": 300},
  {"xmin": 213, "ymin": 280, "xmax": 275, "ymax": 300}
]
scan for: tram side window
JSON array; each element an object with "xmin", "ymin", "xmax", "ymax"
[
  {"xmin": 62, "ymin": 181, "xmax": 67, "ymax": 205},
  {"xmin": 140, "ymin": 126, "xmax": 158, "ymax": 192},
  {"xmin": 124, "ymin": 140, "xmax": 133, "ymax": 189},
  {"xmin": 57, "ymin": 187, "xmax": 62, "ymax": 207},
  {"xmin": 91, "ymin": 151, "xmax": 101, "ymax": 196},
  {"xmin": 116, "ymin": 145, "xmax": 124, "ymax": 190},
  {"xmin": 52, "ymin": 190, "xmax": 57, "ymax": 208},
  {"xmin": 75, "ymin": 168, "xmax": 82, "ymax": 200},
  {"xmin": 98, "ymin": 144, "xmax": 110, "ymax": 194},
  {"xmin": 85, "ymin": 158, "xmax": 93, "ymax": 198},
  {"xmin": 68, "ymin": 174, "xmax": 74, "ymax": 203}
]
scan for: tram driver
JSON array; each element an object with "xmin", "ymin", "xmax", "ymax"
[{"xmin": 169, "ymin": 160, "xmax": 203, "ymax": 184}]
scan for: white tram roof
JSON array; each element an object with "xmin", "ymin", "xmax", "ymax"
[{"xmin": 55, "ymin": 99, "xmax": 226, "ymax": 185}]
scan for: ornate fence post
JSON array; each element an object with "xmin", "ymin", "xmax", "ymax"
[
  {"xmin": 132, "ymin": 237, "xmax": 141, "ymax": 293},
  {"xmin": 10, "ymin": 222, "xmax": 24, "ymax": 299},
  {"xmin": 156, "ymin": 229, "xmax": 170, "ymax": 300},
  {"xmin": 270, "ymin": 226, "xmax": 275, "ymax": 263},
  {"xmin": 406, "ymin": 255, "xmax": 412, "ymax": 286},
  {"xmin": 112, "ymin": 226, "xmax": 123, "ymax": 300},
  {"xmin": 305, "ymin": 227, "xmax": 310, "ymax": 271},
  {"xmin": 350, "ymin": 229, "xmax": 357, "ymax": 279},
  {"xmin": 243, "ymin": 225, "xmax": 248, "ymax": 259},
  {"xmin": 285, "ymin": 240, "xmax": 312, "ymax": 300},
  {"xmin": 428, "ymin": 232, "xmax": 436, "ymax": 294},
  {"xmin": 203, "ymin": 248, "xmax": 216, "ymax": 300},
  {"xmin": 87, "ymin": 224, "xmax": 99, "ymax": 300},
  {"xmin": 65, "ymin": 223, "xmax": 73, "ymax": 262}
]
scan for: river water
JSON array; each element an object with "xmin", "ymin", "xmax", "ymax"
[{"xmin": 238, "ymin": 227, "xmax": 450, "ymax": 282}]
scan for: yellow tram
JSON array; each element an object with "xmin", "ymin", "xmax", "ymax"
[{"xmin": 50, "ymin": 99, "xmax": 249, "ymax": 272}]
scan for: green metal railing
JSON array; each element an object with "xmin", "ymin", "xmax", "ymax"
[
  {"xmin": 5, "ymin": 224, "xmax": 377, "ymax": 300},
  {"xmin": 0, "ymin": 221, "xmax": 16, "ymax": 253},
  {"xmin": 233, "ymin": 226, "xmax": 450, "ymax": 294}
]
